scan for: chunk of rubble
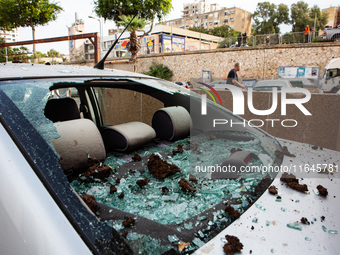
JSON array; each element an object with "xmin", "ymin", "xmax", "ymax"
[
  {"xmin": 132, "ymin": 153, "xmax": 142, "ymax": 161},
  {"xmin": 179, "ymin": 178, "xmax": 196, "ymax": 192},
  {"xmin": 317, "ymin": 185, "xmax": 328, "ymax": 196},
  {"xmin": 178, "ymin": 242, "xmax": 190, "ymax": 252},
  {"xmin": 110, "ymin": 185, "xmax": 117, "ymax": 194},
  {"xmin": 301, "ymin": 217, "xmax": 310, "ymax": 225},
  {"xmin": 79, "ymin": 157, "xmax": 112, "ymax": 181},
  {"xmin": 223, "ymin": 235, "xmax": 243, "ymax": 254},
  {"xmin": 268, "ymin": 185, "xmax": 278, "ymax": 195},
  {"xmin": 224, "ymin": 205, "xmax": 241, "ymax": 220},
  {"xmin": 81, "ymin": 194, "xmax": 98, "ymax": 214},
  {"xmin": 189, "ymin": 174, "xmax": 198, "ymax": 183},
  {"xmin": 275, "ymin": 146, "xmax": 295, "ymax": 159},
  {"xmin": 136, "ymin": 177, "xmax": 149, "ymax": 188},
  {"xmin": 172, "ymin": 144, "xmax": 184, "ymax": 155},
  {"xmin": 280, "ymin": 172, "xmax": 308, "ymax": 193},
  {"xmin": 230, "ymin": 148, "xmax": 242, "ymax": 154},
  {"xmin": 147, "ymin": 153, "xmax": 181, "ymax": 178},
  {"xmin": 122, "ymin": 217, "xmax": 135, "ymax": 228}
]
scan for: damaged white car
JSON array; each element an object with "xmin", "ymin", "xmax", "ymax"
[{"xmin": 0, "ymin": 63, "xmax": 339, "ymax": 255}]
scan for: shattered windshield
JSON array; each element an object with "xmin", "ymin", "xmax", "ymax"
[{"xmin": 0, "ymin": 77, "xmax": 281, "ymax": 254}]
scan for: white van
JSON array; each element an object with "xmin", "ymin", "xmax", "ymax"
[{"xmin": 319, "ymin": 58, "xmax": 340, "ymax": 93}]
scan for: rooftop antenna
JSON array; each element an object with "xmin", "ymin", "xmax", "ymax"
[{"xmin": 94, "ymin": 13, "xmax": 138, "ymax": 70}]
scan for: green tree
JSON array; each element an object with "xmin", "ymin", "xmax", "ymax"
[
  {"xmin": 209, "ymin": 25, "xmax": 239, "ymax": 37},
  {"xmin": 0, "ymin": 0, "xmax": 63, "ymax": 58},
  {"xmin": 47, "ymin": 48, "xmax": 60, "ymax": 58},
  {"xmin": 291, "ymin": 2, "xmax": 329, "ymax": 32},
  {"xmin": 188, "ymin": 26, "xmax": 209, "ymax": 34},
  {"xmin": 94, "ymin": 0, "xmax": 172, "ymax": 68},
  {"xmin": 0, "ymin": 37, "xmax": 12, "ymax": 62},
  {"xmin": 252, "ymin": 2, "xmax": 290, "ymax": 35},
  {"xmin": 117, "ymin": 15, "xmax": 148, "ymax": 62},
  {"xmin": 143, "ymin": 63, "xmax": 173, "ymax": 80}
]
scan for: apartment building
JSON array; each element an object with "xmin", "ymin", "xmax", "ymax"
[
  {"xmin": 157, "ymin": 2, "xmax": 252, "ymax": 35},
  {"xmin": 0, "ymin": 29, "xmax": 19, "ymax": 43},
  {"xmin": 322, "ymin": 6, "xmax": 340, "ymax": 28}
]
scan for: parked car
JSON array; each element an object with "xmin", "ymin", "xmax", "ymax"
[
  {"xmin": 319, "ymin": 58, "xmax": 340, "ymax": 93},
  {"xmin": 253, "ymin": 79, "xmax": 293, "ymax": 91},
  {"xmin": 0, "ymin": 64, "xmax": 339, "ymax": 255},
  {"xmin": 173, "ymin": 81, "xmax": 190, "ymax": 89},
  {"xmin": 317, "ymin": 26, "xmax": 340, "ymax": 42}
]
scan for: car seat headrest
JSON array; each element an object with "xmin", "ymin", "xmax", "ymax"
[
  {"xmin": 101, "ymin": 121, "xmax": 156, "ymax": 152},
  {"xmin": 44, "ymin": 98, "xmax": 81, "ymax": 122},
  {"xmin": 52, "ymin": 119, "xmax": 106, "ymax": 170},
  {"xmin": 152, "ymin": 106, "xmax": 191, "ymax": 141}
]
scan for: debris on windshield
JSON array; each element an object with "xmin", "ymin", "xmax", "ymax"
[
  {"xmin": 132, "ymin": 154, "xmax": 142, "ymax": 161},
  {"xmin": 81, "ymin": 194, "xmax": 98, "ymax": 214},
  {"xmin": 280, "ymin": 172, "xmax": 308, "ymax": 193},
  {"xmin": 275, "ymin": 146, "xmax": 295, "ymax": 159},
  {"xmin": 178, "ymin": 242, "xmax": 190, "ymax": 251},
  {"xmin": 224, "ymin": 205, "xmax": 241, "ymax": 220},
  {"xmin": 230, "ymin": 148, "xmax": 242, "ymax": 154},
  {"xmin": 147, "ymin": 153, "xmax": 181, "ymax": 178},
  {"xmin": 317, "ymin": 185, "xmax": 328, "ymax": 196},
  {"xmin": 223, "ymin": 235, "xmax": 243, "ymax": 254},
  {"xmin": 300, "ymin": 217, "xmax": 310, "ymax": 225},
  {"xmin": 110, "ymin": 185, "xmax": 117, "ymax": 194},
  {"xmin": 268, "ymin": 185, "xmax": 278, "ymax": 195},
  {"xmin": 118, "ymin": 192, "xmax": 125, "ymax": 199},
  {"xmin": 321, "ymin": 216, "xmax": 326, "ymax": 222},
  {"xmin": 286, "ymin": 222, "xmax": 302, "ymax": 231},
  {"xmin": 136, "ymin": 177, "xmax": 149, "ymax": 188},
  {"xmin": 328, "ymin": 230, "xmax": 338, "ymax": 235},
  {"xmin": 172, "ymin": 144, "xmax": 184, "ymax": 155},
  {"xmin": 275, "ymin": 196, "xmax": 282, "ymax": 202},
  {"xmin": 189, "ymin": 174, "xmax": 198, "ymax": 183},
  {"xmin": 179, "ymin": 178, "xmax": 196, "ymax": 192},
  {"xmin": 79, "ymin": 158, "xmax": 112, "ymax": 181},
  {"xmin": 122, "ymin": 217, "xmax": 135, "ymax": 228}
]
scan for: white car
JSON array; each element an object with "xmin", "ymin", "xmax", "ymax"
[
  {"xmin": 253, "ymin": 79, "xmax": 293, "ymax": 91},
  {"xmin": 0, "ymin": 64, "xmax": 339, "ymax": 255}
]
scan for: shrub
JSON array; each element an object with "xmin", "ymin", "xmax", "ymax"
[{"xmin": 143, "ymin": 63, "xmax": 173, "ymax": 80}]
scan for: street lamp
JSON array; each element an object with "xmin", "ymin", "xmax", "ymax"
[{"xmin": 89, "ymin": 15, "xmax": 103, "ymax": 58}]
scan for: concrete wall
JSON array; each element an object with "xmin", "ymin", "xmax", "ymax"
[{"xmin": 90, "ymin": 42, "xmax": 340, "ymax": 82}]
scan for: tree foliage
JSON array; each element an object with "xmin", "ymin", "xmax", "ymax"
[
  {"xmin": 252, "ymin": 2, "xmax": 290, "ymax": 35},
  {"xmin": 143, "ymin": 63, "xmax": 173, "ymax": 81},
  {"xmin": 94, "ymin": 0, "xmax": 171, "ymax": 67},
  {"xmin": 47, "ymin": 48, "xmax": 60, "ymax": 58},
  {"xmin": 0, "ymin": 0, "xmax": 63, "ymax": 56},
  {"xmin": 291, "ymin": 1, "xmax": 328, "ymax": 32},
  {"xmin": 94, "ymin": 0, "xmax": 172, "ymax": 24}
]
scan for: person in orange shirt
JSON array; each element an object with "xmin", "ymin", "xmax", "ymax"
[{"xmin": 304, "ymin": 25, "xmax": 313, "ymax": 43}]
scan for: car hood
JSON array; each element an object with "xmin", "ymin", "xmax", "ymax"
[{"xmin": 195, "ymin": 139, "xmax": 340, "ymax": 254}]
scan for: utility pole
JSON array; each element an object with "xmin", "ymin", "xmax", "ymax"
[{"xmin": 314, "ymin": 12, "xmax": 317, "ymax": 40}]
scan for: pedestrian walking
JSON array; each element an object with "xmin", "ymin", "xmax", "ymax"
[
  {"xmin": 227, "ymin": 63, "xmax": 246, "ymax": 89},
  {"xmin": 242, "ymin": 32, "xmax": 247, "ymax": 46},
  {"xmin": 237, "ymin": 33, "xmax": 242, "ymax": 47}
]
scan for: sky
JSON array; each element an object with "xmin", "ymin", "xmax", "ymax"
[{"xmin": 16, "ymin": 0, "xmax": 340, "ymax": 55}]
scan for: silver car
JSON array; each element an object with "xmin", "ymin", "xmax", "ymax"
[
  {"xmin": 0, "ymin": 64, "xmax": 339, "ymax": 255},
  {"xmin": 253, "ymin": 79, "xmax": 293, "ymax": 91}
]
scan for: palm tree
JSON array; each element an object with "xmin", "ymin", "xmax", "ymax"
[{"xmin": 117, "ymin": 15, "xmax": 151, "ymax": 64}]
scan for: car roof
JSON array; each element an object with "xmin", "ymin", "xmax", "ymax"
[
  {"xmin": 0, "ymin": 63, "xmax": 154, "ymax": 81},
  {"xmin": 255, "ymin": 80, "xmax": 291, "ymax": 87},
  {"xmin": 325, "ymin": 58, "xmax": 340, "ymax": 69}
]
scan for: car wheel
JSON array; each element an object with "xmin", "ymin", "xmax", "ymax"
[{"xmin": 332, "ymin": 34, "xmax": 340, "ymax": 42}]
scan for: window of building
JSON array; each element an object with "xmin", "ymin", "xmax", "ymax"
[
  {"xmin": 214, "ymin": 13, "xmax": 219, "ymax": 18},
  {"xmin": 182, "ymin": 19, "xmax": 185, "ymax": 23},
  {"xmin": 209, "ymin": 14, "xmax": 213, "ymax": 17},
  {"xmin": 204, "ymin": 14, "xmax": 208, "ymax": 19},
  {"xmin": 174, "ymin": 21, "xmax": 177, "ymax": 25},
  {"xmin": 204, "ymin": 22, "xmax": 208, "ymax": 27},
  {"xmin": 225, "ymin": 11, "xmax": 230, "ymax": 15},
  {"xmin": 224, "ymin": 18, "xmax": 228, "ymax": 23},
  {"xmin": 186, "ymin": 25, "xmax": 189, "ymax": 28},
  {"xmin": 180, "ymin": 26, "xmax": 185, "ymax": 29},
  {"xmin": 209, "ymin": 21, "xmax": 213, "ymax": 25},
  {"xmin": 214, "ymin": 21, "xmax": 219, "ymax": 25},
  {"xmin": 230, "ymin": 17, "xmax": 234, "ymax": 22},
  {"xmin": 230, "ymin": 9, "xmax": 235, "ymax": 14}
]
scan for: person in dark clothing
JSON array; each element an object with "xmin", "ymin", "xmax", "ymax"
[
  {"xmin": 242, "ymin": 32, "xmax": 247, "ymax": 46},
  {"xmin": 237, "ymin": 33, "xmax": 242, "ymax": 47},
  {"xmin": 227, "ymin": 63, "xmax": 246, "ymax": 89}
]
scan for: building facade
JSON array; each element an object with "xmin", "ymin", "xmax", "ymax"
[
  {"xmin": 68, "ymin": 13, "xmax": 85, "ymax": 61},
  {"xmin": 157, "ymin": 2, "xmax": 252, "ymax": 35},
  {"xmin": 0, "ymin": 29, "xmax": 19, "ymax": 43},
  {"xmin": 322, "ymin": 7, "xmax": 340, "ymax": 28},
  {"xmin": 84, "ymin": 25, "xmax": 223, "ymax": 60}
]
